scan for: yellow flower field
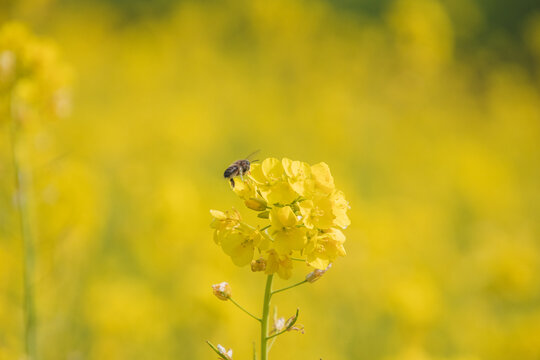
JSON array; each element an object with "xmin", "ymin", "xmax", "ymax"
[{"xmin": 1, "ymin": 0, "xmax": 540, "ymax": 359}]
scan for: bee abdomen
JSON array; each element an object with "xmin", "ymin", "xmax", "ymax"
[{"xmin": 224, "ymin": 166, "xmax": 237, "ymax": 178}]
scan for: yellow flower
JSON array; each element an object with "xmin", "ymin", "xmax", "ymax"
[
  {"xmin": 265, "ymin": 250, "xmax": 293, "ymax": 279},
  {"xmin": 305, "ymin": 228, "xmax": 346, "ymax": 269},
  {"xmin": 219, "ymin": 230, "xmax": 254, "ymax": 266},
  {"xmin": 330, "ymin": 190, "xmax": 351, "ymax": 229},
  {"xmin": 270, "ymin": 207, "xmax": 307, "ymax": 254},
  {"xmin": 232, "ymin": 178, "xmax": 268, "ymax": 211},
  {"xmin": 211, "ymin": 209, "xmax": 271, "ymax": 266},
  {"xmin": 232, "ymin": 177, "xmax": 256, "ymax": 199},
  {"xmin": 298, "ymin": 190, "xmax": 350, "ymax": 230},
  {"xmin": 222, "ymin": 228, "xmax": 269, "ymax": 266},
  {"xmin": 283, "ymin": 158, "xmax": 315, "ymax": 196},
  {"xmin": 298, "ymin": 197, "xmax": 334, "ymax": 229},
  {"xmin": 248, "ymin": 162, "xmax": 267, "ymax": 185},
  {"xmin": 310, "ymin": 162, "xmax": 335, "ymax": 195},
  {"xmin": 271, "ymin": 206, "xmax": 298, "ymax": 228},
  {"xmin": 211, "ymin": 157, "xmax": 349, "ymax": 275},
  {"xmin": 210, "ymin": 209, "xmax": 241, "ymax": 243},
  {"xmin": 250, "ymin": 160, "xmax": 297, "ymax": 204},
  {"xmin": 261, "ymin": 157, "xmax": 284, "ymax": 182}
]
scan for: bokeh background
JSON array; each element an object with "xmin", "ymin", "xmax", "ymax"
[{"xmin": 1, "ymin": 0, "xmax": 540, "ymax": 359}]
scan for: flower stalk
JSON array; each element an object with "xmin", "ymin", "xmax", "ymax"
[
  {"xmin": 9, "ymin": 113, "xmax": 37, "ymax": 360},
  {"xmin": 229, "ymin": 297, "xmax": 261, "ymax": 322},
  {"xmin": 271, "ymin": 280, "xmax": 308, "ymax": 296},
  {"xmin": 260, "ymin": 274, "xmax": 274, "ymax": 360}
]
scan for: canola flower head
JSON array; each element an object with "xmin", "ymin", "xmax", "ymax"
[{"xmin": 211, "ymin": 157, "xmax": 350, "ymax": 279}]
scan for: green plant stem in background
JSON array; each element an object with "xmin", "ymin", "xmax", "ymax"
[
  {"xmin": 260, "ymin": 274, "xmax": 274, "ymax": 360},
  {"xmin": 229, "ymin": 297, "xmax": 261, "ymax": 322},
  {"xmin": 271, "ymin": 280, "xmax": 307, "ymax": 296},
  {"xmin": 9, "ymin": 118, "xmax": 37, "ymax": 360}
]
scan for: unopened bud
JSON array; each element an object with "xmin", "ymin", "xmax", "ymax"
[
  {"xmin": 251, "ymin": 258, "xmax": 266, "ymax": 272},
  {"xmin": 212, "ymin": 282, "xmax": 232, "ymax": 301},
  {"xmin": 244, "ymin": 197, "xmax": 267, "ymax": 211},
  {"xmin": 305, "ymin": 263, "xmax": 332, "ymax": 283}
]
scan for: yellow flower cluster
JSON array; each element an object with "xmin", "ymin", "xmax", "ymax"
[
  {"xmin": 0, "ymin": 22, "xmax": 71, "ymax": 127},
  {"xmin": 211, "ymin": 158, "xmax": 350, "ymax": 279}
]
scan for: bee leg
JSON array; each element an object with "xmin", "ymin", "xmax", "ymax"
[
  {"xmin": 239, "ymin": 168, "xmax": 244, "ymax": 181},
  {"xmin": 230, "ymin": 178, "xmax": 235, "ymax": 188}
]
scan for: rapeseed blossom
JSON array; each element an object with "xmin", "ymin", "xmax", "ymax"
[
  {"xmin": 211, "ymin": 158, "xmax": 350, "ymax": 279},
  {"xmin": 0, "ymin": 22, "xmax": 71, "ymax": 127}
]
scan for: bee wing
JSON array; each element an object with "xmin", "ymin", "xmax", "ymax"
[{"xmin": 245, "ymin": 149, "xmax": 261, "ymax": 161}]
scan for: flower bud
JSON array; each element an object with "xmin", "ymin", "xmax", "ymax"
[
  {"xmin": 305, "ymin": 263, "xmax": 332, "ymax": 283},
  {"xmin": 212, "ymin": 282, "xmax": 232, "ymax": 301},
  {"xmin": 244, "ymin": 197, "xmax": 267, "ymax": 211},
  {"xmin": 250, "ymin": 258, "xmax": 266, "ymax": 272}
]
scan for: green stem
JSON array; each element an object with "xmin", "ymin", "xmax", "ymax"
[
  {"xmin": 266, "ymin": 327, "xmax": 288, "ymax": 340},
  {"xmin": 260, "ymin": 274, "xmax": 273, "ymax": 360},
  {"xmin": 271, "ymin": 280, "xmax": 307, "ymax": 296},
  {"xmin": 9, "ymin": 116, "xmax": 37, "ymax": 359},
  {"xmin": 229, "ymin": 297, "xmax": 261, "ymax": 322}
]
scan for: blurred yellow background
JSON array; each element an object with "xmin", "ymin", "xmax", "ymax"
[{"xmin": 1, "ymin": 0, "xmax": 540, "ymax": 359}]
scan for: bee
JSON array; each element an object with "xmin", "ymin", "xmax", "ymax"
[{"xmin": 224, "ymin": 150, "xmax": 260, "ymax": 188}]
